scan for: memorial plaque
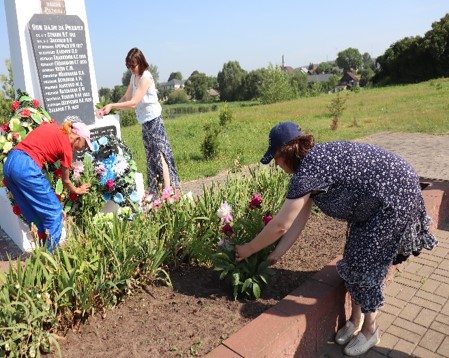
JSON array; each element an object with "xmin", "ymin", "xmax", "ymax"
[
  {"xmin": 41, "ymin": 0, "xmax": 66, "ymax": 15},
  {"xmin": 28, "ymin": 14, "xmax": 95, "ymax": 124},
  {"xmin": 90, "ymin": 125, "xmax": 118, "ymax": 141}
]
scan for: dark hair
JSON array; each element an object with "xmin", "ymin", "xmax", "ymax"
[
  {"xmin": 125, "ymin": 47, "xmax": 149, "ymax": 76},
  {"xmin": 277, "ymin": 134, "xmax": 315, "ymax": 172}
]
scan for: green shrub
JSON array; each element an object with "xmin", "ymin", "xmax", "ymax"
[
  {"xmin": 201, "ymin": 121, "xmax": 221, "ymax": 160},
  {"xmin": 119, "ymin": 110, "xmax": 138, "ymax": 127}
]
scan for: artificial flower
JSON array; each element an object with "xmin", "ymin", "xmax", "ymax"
[{"xmin": 12, "ymin": 204, "xmax": 21, "ymax": 216}]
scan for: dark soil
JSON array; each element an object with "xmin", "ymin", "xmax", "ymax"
[{"xmin": 54, "ymin": 212, "xmax": 347, "ymax": 358}]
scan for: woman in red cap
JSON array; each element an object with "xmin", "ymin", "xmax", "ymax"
[
  {"xmin": 3, "ymin": 119, "xmax": 92, "ymax": 250},
  {"xmin": 235, "ymin": 121, "xmax": 437, "ymax": 356}
]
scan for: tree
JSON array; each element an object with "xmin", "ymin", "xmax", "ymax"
[
  {"xmin": 98, "ymin": 87, "xmax": 112, "ymax": 102},
  {"xmin": 184, "ymin": 71, "xmax": 210, "ymax": 101},
  {"xmin": 336, "ymin": 48, "xmax": 363, "ymax": 71},
  {"xmin": 259, "ymin": 64, "xmax": 295, "ymax": 104},
  {"xmin": 111, "ymin": 85, "xmax": 127, "ymax": 103},
  {"xmin": 217, "ymin": 61, "xmax": 246, "ymax": 101},
  {"xmin": 362, "ymin": 53, "xmax": 375, "ymax": 71},
  {"xmin": 165, "ymin": 88, "xmax": 189, "ymax": 104},
  {"xmin": 241, "ymin": 68, "xmax": 267, "ymax": 100},
  {"xmin": 122, "ymin": 70, "xmax": 132, "ymax": 86},
  {"xmin": 288, "ymin": 70, "xmax": 308, "ymax": 97},
  {"xmin": 149, "ymin": 64, "xmax": 159, "ymax": 83},
  {"xmin": 316, "ymin": 61, "xmax": 333, "ymax": 74},
  {"xmin": 0, "ymin": 59, "xmax": 14, "ymax": 100},
  {"xmin": 0, "ymin": 59, "xmax": 14, "ymax": 120},
  {"xmin": 168, "ymin": 72, "xmax": 183, "ymax": 81}
]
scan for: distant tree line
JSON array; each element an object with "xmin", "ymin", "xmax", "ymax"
[
  {"xmin": 1, "ymin": 14, "xmax": 449, "ymax": 116},
  {"xmin": 373, "ymin": 13, "xmax": 449, "ymax": 85}
]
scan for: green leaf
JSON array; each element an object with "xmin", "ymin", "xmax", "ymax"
[
  {"xmin": 55, "ymin": 179, "xmax": 64, "ymax": 195},
  {"xmin": 30, "ymin": 113, "xmax": 43, "ymax": 124},
  {"xmin": 252, "ymin": 283, "xmax": 261, "ymax": 299}
]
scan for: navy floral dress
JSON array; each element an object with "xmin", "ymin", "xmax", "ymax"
[{"xmin": 287, "ymin": 141, "xmax": 437, "ymax": 313}]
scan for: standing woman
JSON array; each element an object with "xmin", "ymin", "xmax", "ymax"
[
  {"xmin": 3, "ymin": 120, "xmax": 92, "ymax": 250},
  {"xmin": 235, "ymin": 121, "xmax": 437, "ymax": 356},
  {"xmin": 97, "ymin": 47, "xmax": 180, "ymax": 196}
]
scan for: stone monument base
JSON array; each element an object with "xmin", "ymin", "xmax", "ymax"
[{"xmin": 0, "ymin": 188, "xmax": 36, "ymax": 252}]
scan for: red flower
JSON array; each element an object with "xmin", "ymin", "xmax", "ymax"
[
  {"xmin": 2, "ymin": 122, "xmax": 10, "ymax": 132},
  {"xmin": 54, "ymin": 168, "xmax": 62, "ymax": 179},
  {"xmin": 32, "ymin": 99, "xmax": 40, "ymax": 107},
  {"xmin": 221, "ymin": 223, "xmax": 234, "ymax": 237},
  {"xmin": 262, "ymin": 214, "xmax": 273, "ymax": 226},
  {"xmin": 11, "ymin": 101, "xmax": 19, "ymax": 111},
  {"xmin": 21, "ymin": 109, "xmax": 31, "ymax": 118},
  {"xmin": 38, "ymin": 232, "xmax": 47, "ymax": 241},
  {"xmin": 249, "ymin": 193, "xmax": 262, "ymax": 209},
  {"xmin": 69, "ymin": 192, "xmax": 78, "ymax": 202},
  {"xmin": 106, "ymin": 179, "xmax": 115, "ymax": 191},
  {"xmin": 12, "ymin": 204, "xmax": 21, "ymax": 216},
  {"xmin": 2, "ymin": 178, "xmax": 7, "ymax": 188}
]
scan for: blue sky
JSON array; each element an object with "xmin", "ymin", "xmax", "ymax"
[{"xmin": 1, "ymin": 1, "xmax": 449, "ymax": 89}]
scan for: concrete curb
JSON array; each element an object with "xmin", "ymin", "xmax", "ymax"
[{"xmin": 205, "ymin": 181, "xmax": 449, "ymax": 358}]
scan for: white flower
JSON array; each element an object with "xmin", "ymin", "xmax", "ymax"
[
  {"xmin": 217, "ymin": 201, "xmax": 233, "ymax": 223},
  {"xmin": 113, "ymin": 155, "xmax": 129, "ymax": 176}
]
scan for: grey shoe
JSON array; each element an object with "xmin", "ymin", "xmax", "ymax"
[
  {"xmin": 335, "ymin": 320, "xmax": 362, "ymax": 345},
  {"xmin": 344, "ymin": 326, "xmax": 380, "ymax": 356}
]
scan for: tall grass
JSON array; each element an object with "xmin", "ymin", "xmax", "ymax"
[{"xmin": 122, "ymin": 78, "xmax": 449, "ymax": 183}]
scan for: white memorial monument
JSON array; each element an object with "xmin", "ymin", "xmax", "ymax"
[{"xmin": 1, "ymin": 0, "xmax": 143, "ymax": 252}]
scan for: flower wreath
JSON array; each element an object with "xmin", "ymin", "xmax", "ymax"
[{"xmin": 0, "ymin": 90, "xmax": 53, "ymax": 163}]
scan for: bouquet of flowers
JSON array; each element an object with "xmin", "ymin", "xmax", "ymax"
[
  {"xmin": 52, "ymin": 134, "xmax": 141, "ymax": 226},
  {"xmin": 213, "ymin": 193, "xmax": 275, "ymax": 300},
  {"xmin": 0, "ymin": 89, "xmax": 53, "ymax": 162}
]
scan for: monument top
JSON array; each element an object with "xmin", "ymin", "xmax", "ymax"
[{"xmin": 4, "ymin": 0, "xmax": 99, "ymax": 124}]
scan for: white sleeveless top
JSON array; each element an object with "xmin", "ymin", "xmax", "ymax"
[{"xmin": 132, "ymin": 70, "xmax": 162, "ymax": 124}]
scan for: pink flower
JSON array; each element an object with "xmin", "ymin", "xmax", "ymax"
[
  {"xmin": 11, "ymin": 101, "xmax": 19, "ymax": 111},
  {"xmin": 32, "ymin": 99, "xmax": 40, "ymax": 107},
  {"xmin": 69, "ymin": 192, "xmax": 78, "ymax": 202},
  {"xmin": 54, "ymin": 168, "xmax": 62, "ymax": 179},
  {"xmin": 21, "ymin": 109, "xmax": 31, "ymax": 118},
  {"xmin": 106, "ymin": 179, "xmax": 115, "ymax": 191},
  {"xmin": 221, "ymin": 223, "xmax": 234, "ymax": 236},
  {"xmin": 249, "ymin": 193, "xmax": 262, "ymax": 209},
  {"xmin": 217, "ymin": 201, "xmax": 233, "ymax": 223},
  {"xmin": 2, "ymin": 122, "xmax": 10, "ymax": 132},
  {"xmin": 263, "ymin": 214, "xmax": 273, "ymax": 226}
]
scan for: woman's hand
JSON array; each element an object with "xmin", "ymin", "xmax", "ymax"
[
  {"xmin": 235, "ymin": 243, "xmax": 254, "ymax": 262},
  {"xmin": 97, "ymin": 104, "xmax": 113, "ymax": 117},
  {"xmin": 75, "ymin": 183, "xmax": 91, "ymax": 195}
]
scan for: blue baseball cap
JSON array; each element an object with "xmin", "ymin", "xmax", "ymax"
[{"xmin": 260, "ymin": 121, "xmax": 302, "ymax": 164}]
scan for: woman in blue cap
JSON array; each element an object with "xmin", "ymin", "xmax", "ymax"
[{"xmin": 235, "ymin": 121, "xmax": 437, "ymax": 356}]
